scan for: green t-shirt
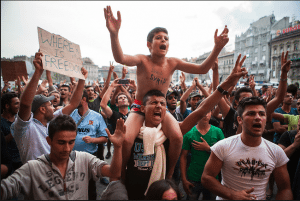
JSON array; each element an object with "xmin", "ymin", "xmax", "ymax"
[
  {"xmin": 283, "ymin": 114, "xmax": 299, "ymax": 131},
  {"xmin": 182, "ymin": 125, "xmax": 224, "ymax": 182}
]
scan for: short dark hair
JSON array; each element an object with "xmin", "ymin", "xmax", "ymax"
[
  {"xmin": 1, "ymin": 92, "xmax": 18, "ymax": 114},
  {"xmin": 237, "ymin": 97, "xmax": 267, "ymax": 118},
  {"xmin": 143, "ymin": 90, "xmax": 165, "ymax": 106},
  {"xmin": 48, "ymin": 115, "xmax": 77, "ymax": 140},
  {"xmin": 145, "ymin": 179, "xmax": 181, "ymax": 200},
  {"xmin": 287, "ymin": 84, "xmax": 298, "ymax": 97},
  {"xmin": 232, "ymin": 87, "xmax": 253, "ymax": 107},
  {"xmin": 85, "ymin": 85, "xmax": 93, "ymax": 90},
  {"xmin": 115, "ymin": 92, "xmax": 129, "ymax": 104},
  {"xmin": 147, "ymin": 27, "xmax": 168, "ymax": 43},
  {"xmin": 60, "ymin": 84, "xmax": 70, "ymax": 91},
  {"xmin": 82, "ymin": 90, "xmax": 89, "ymax": 101}
]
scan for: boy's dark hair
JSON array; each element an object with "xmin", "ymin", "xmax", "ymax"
[
  {"xmin": 143, "ymin": 90, "xmax": 165, "ymax": 106},
  {"xmin": 287, "ymin": 84, "xmax": 298, "ymax": 97},
  {"xmin": 145, "ymin": 179, "xmax": 181, "ymax": 200},
  {"xmin": 237, "ymin": 97, "xmax": 267, "ymax": 118},
  {"xmin": 232, "ymin": 87, "xmax": 253, "ymax": 108},
  {"xmin": 60, "ymin": 84, "xmax": 70, "ymax": 92},
  {"xmin": 147, "ymin": 27, "xmax": 168, "ymax": 43},
  {"xmin": 1, "ymin": 92, "xmax": 18, "ymax": 114},
  {"xmin": 115, "ymin": 92, "xmax": 129, "ymax": 105},
  {"xmin": 48, "ymin": 115, "xmax": 77, "ymax": 140},
  {"xmin": 85, "ymin": 85, "xmax": 93, "ymax": 89}
]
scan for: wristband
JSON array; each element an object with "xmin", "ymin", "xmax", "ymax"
[
  {"xmin": 217, "ymin": 85, "xmax": 229, "ymax": 95},
  {"xmin": 280, "ymin": 78, "xmax": 287, "ymax": 82}
]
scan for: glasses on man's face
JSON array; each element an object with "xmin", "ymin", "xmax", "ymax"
[{"xmin": 168, "ymin": 95, "xmax": 178, "ymax": 100}]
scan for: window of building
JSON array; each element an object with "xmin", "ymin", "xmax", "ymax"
[
  {"xmin": 255, "ymin": 57, "xmax": 257, "ymax": 61},
  {"xmin": 295, "ymin": 43, "xmax": 299, "ymax": 51},
  {"xmin": 287, "ymin": 45, "xmax": 290, "ymax": 51},
  {"xmin": 262, "ymin": 46, "xmax": 266, "ymax": 51},
  {"xmin": 262, "ymin": 55, "xmax": 265, "ymax": 60},
  {"xmin": 280, "ymin": 46, "xmax": 284, "ymax": 53},
  {"xmin": 274, "ymin": 48, "xmax": 277, "ymax": 54},
  {"xmin": 255, "ymin": 48, "xmax": 258, "ymax": 53}
]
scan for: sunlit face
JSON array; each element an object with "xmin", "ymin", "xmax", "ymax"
[
  {"xmin": 60, "ymin": 87, "xmax": 70, "ymax": 99},
  {"xmin": 236, "ymin": 92, "xmax": 253, "ymax": 106},
  {"xmin": 147, "ymin": 32, "xmax": 169, "ymax": 56},
  {"xmin": 47, "ymin": 130, "xmax": 76, "ymax": 162},
  {"xmin": 117, "ymin": 94, "xmax": 129, "ymax": 107},
  {"xmin": 7, "ymin": 97, "xmax": 20, "ymax": 115},
  {"xmin": 238, "ymin": 104, "xmax": 266, "ymax": 138},
  {"xmin": 85, "ymin": 87, "xmax": 94, "ymax": 100},
  {"xmin": 41, "ymin": 101, "xmax": 55, "ymax": 121},
  {"xmin": 50, "ymin": 92, "xmax": 61, "ymax": 107},
  {"xmin": 141, "ymin": 96, "xmax": 167, "ymax": 127},
  {"xmin": 162, "ymin": 188, "xmax": 177, "ymax": 200},
  {"xmin": 42, "ymin": 89, "xmax": 49, "ymax": 97}
]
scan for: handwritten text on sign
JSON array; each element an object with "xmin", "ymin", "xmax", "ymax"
[{"xmin": 38, "ymin": 27, "xmax": 85, "ymax": 79}]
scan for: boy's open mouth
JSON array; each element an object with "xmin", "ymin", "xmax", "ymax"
[
  {"xmin": 252, "ymin": 123, "xmax": 262, "ymax": 128},
  {"xmin": 160, "ymin": 44, "xmax": 166, "ymax": 50}
]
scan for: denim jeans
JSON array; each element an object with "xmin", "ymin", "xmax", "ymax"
[{"xmin": 186, "ymin": 179, "xmax": 214, "ymax": 200}]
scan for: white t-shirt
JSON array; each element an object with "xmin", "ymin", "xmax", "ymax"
[{"xmin": 211, "ymin": 134, "xmax": 289, "ymax": 200}]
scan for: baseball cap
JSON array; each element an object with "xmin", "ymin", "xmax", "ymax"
[
  {"xmin": 189, "ymin": 91, "xmax": 201, "ymax": 98},
  {"xmin": 166, "ymin": 90, "xmax": 179, "ymax": 97},
  {"xmin": 31, "ymin": 94, "xmax": 55, "ymax": 113},
  {"xmin": 262, "ymin": 85, "xmax": 268, "ymax": 88}
]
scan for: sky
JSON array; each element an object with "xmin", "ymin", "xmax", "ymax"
[{"xmin": 1, "ymin": 1, "xmax": 300, "ymax": 68}]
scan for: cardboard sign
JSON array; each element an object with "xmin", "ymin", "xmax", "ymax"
[
  {"xmin": 1, "ymin": 61, "xmax": 28, "ymax": 81},
  {"xmin": 37, "ymin": 27, "xmax": 85, "ymax": 80}
]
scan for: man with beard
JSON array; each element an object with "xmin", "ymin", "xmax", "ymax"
[
  {"xmin": 48, "ymin": 90, "xmax": 62, "ymax": 112},
  {"xmin": 1, "ymin": 92, "xmax": 22, "ymax": 171},
  {"xmin": 100, "ymin": 79, "xmax": 131, "ymax": 162},
  {"xmin": 70, "ymin": 90, "xmax": 108, "ymax": 199},
  {"xmin": 272, "ymin": 89, "xmax": 299, "ymax": 144},
  {"xmin": 60, "ymin": 84, "xmax": 71, "ymax": 106},
  {"xmin": 10, "ymin": 51, "xmax": 88, "ymax": 164},
  {"xmin": 201, "ymin": 97, "xmax": 292, "ymax": 200}
]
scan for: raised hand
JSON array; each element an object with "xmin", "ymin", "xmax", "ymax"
[
  {"xmin": 180, "ymin": 72, "xmax": 186, "ymax": 84},
  {"xmin": 214, "ymin": 25, "xmax": 229, "ymax": 50},
  {"xmin": 113, "ymin": 71, "xmax": 118, "ymax": 80},
  {"xmin": 249, "ymin": 75, "xmax": 256, "ymax": 89},
  {"xmin": 129, "ymin": 79, "xmax": 137, "ymax": 90},
  {"xmin": 281, "ymin": 51, "xmax": 292, "ymax": 73},
  {"xmin": 225, "ymin": 54, "xmax": 247, "ymax": 86},
  {"xmin": 81, "ymin": 67, "xmax": 88, "ymax": 79},
  {"xmin": 106, "ymin": 118, "xmax": 126, "ymax": 148},
  {"xmin": 109, "ymin": 61, "xmax": 115, "ymax": 72},
  {"xmin": 104, "ymin": 6, "xmax": 121, "ymax": 36},
  {"xmin": 122, "ymin": 65, "xmax": 128, "ymax": 79},
  {"xmin": 33, "ymin": 51, "xmax": 44, "ymax": 72}
]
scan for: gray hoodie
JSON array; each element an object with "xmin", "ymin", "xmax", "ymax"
[{"xmin": 1, "ymin": 151, "xmax": 108, "ymax": 200}]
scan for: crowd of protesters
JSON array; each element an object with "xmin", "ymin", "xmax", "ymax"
[{"xmin": 1, "ymin": 5, "xmax": 300, "ymax": 201}]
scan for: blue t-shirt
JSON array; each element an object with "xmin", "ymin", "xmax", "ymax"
[
  {"xmin": 272, "ymin": 107, "xmax": 299, "ymax": 144},
  {"xmin": 70, "ymin": 109, "xmax": 107, "ymax": 154}
]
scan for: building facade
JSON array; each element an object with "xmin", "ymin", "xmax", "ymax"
[
  {"xmin": 270, "ymin": 24, "xmax": 300, "ymax": 84},
  {"xmin": 235, "ymin": 14, "xmax": 290, "ymax": 82}
]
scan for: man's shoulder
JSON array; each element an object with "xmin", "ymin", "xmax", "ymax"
[{"xmin": 274, "ymin": 107, "xmax": 284, "ymax": 113}]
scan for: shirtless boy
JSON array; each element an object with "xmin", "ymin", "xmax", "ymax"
[{"xmin": 104, "ymin": 5, "xmax": 229, "ymax": 180}]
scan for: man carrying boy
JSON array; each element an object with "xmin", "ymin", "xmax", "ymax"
[
  {"xmin": 104, "ymin": 5, "xmax": 230, "ymax": 179},
  {"xmin": 1, "ymin": 114, "xmax": 125, "ymax": 200}
]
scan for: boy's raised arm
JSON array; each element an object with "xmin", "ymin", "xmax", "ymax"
[
  {"xmin": 175, "ymin": 26, "xmax": 229, "ymax": 74},
  {"xmin": 104, "ymin": 6, "xmax": 142, "ymax": 66}
]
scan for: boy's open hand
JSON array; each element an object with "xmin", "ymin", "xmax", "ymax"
[
  {"xmin": 106, "ymin": 118, "xmax": 126, "ymax": 148},
  {"xmin": 214, "ymin": 25, "xmax": 229, "ymax": 50},
  {"xmin": 104, "ymin": 6, "xmax": 121, "ymax": 36}
]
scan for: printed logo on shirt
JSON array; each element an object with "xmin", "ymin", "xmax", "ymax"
[
  {"xmin": 133, "ymin": 142, "xmax": 155, "ymax": 171},
  {"xmin": 78, "ymin": 128, "xmax": 90, "ymax": 133},
  {"xmin": 232, "ymin": 158, "xmax": 272, "ymax": 180},
  {"xmin": 89, "ymin": 120, "xmax": 93, "ymax": 125}
]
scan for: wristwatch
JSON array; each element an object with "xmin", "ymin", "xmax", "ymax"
[{"xmin": 217, "ymin": 85, "xmax": 229, "ymax": 95}]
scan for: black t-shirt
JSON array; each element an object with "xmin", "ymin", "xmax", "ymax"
[
  {"xmin": 125, "ymin": 137, "xmax": 169, "ymax": 200},
  {"xmin": 107, "ymin": 110, "xmax": 129, "ymax": 133},
  {"xmin": 223, "ymin": 107, "xmax": 238, "ymax": 138},
  {"xmin": 88, "ymin": 96, "xmax": 102, "ymax": 113},
  {"xmin": 170, "ymin": 111, "xmax": 184, "ymax": 122},
  {"xmin": 278, "ymin": 130, "xmax": 300, "ymax": 185}
]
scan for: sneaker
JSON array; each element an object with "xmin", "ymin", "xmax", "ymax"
[
  {"xmin": 100, "ymin": 177, "xmax": 109, "ymax": 185},
  {"xmin": 105, "ymin": 152, "xmax": 111, "ymax": 159}
]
